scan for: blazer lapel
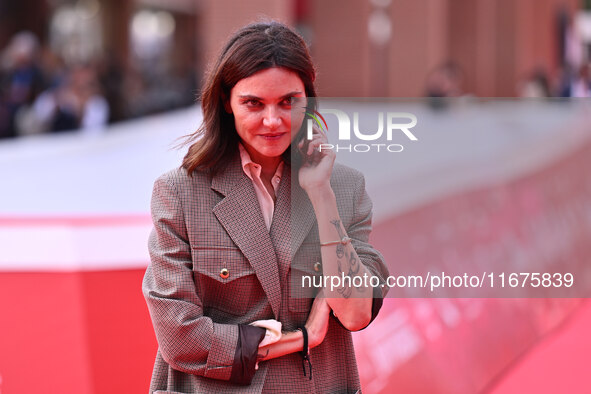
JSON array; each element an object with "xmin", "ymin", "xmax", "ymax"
[
  {"xmin": 269, "ymin": 165, "xmax": 291, "ymax": 282},
  {"xmin": 212, "ymin": 156, "xmax": 282, "ymax": 319},
  {"xmin": 271, "ymin": 166, "xmax": 316, "ymax": 269}
]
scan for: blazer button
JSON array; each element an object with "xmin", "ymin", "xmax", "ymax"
[
  {"xmin": 314, "ymin": 262, "xmax": 322, "ymax": 272},
  {"xmin": 220, "ymin": 268, "xmax": 229, "ymax": 279}
]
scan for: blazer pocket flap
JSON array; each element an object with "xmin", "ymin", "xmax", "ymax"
[{"xmin": 192, "ymin": 247, "xmax": 254, "ymax": 282}]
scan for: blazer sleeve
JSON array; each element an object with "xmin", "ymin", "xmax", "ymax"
[
  {"xmin": 142, "ymin": 173, "xmax": 263, "ymax": 384},
  {"xmin": 347, "ymin": 171, "xmax": 390, "ymax": 327}
]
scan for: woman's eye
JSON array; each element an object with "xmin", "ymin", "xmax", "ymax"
[
  {"xmin": 281, "ymin": 98, "xmax": 293, "ymax": 107},
  {"xmin": 243, "ymin": 99, "xmax": 261, "ymax": 107}
]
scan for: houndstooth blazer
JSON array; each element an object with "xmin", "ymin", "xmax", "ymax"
[{"xmin": 142, "ymin": 153, "xmax": 389, "ymax": 393}]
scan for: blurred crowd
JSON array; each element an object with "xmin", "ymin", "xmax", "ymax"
[
  {"xmin": 0, "ymin": 31, "xmax": 197, "ymax": 140},
  {"xmin": 2, "ymin": 25, "xmax": 590, "ymax": 140},
  {"xmin": 424, "ymin": 61, "xmax": 591, "ymax": 99}
]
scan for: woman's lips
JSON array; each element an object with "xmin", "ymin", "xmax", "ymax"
[{"xmin": 259, "ymin": 133, "xmax": 287, "ymax": 140}]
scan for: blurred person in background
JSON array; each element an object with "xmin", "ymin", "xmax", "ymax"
[
  {"xmin": 519, "ymin": 68, "xmax": 552, "ymax": 98},
  {"xmin": 31, "ymin": 64, "xmax": 109, "ymax": 134},
  {"xmin": 556, "ymin": 63, "xmax": 591, "ymax": 97},
  {"xmin": 0, "ymin": 31, "xmax": 46, "ymax": 138},
  {"xmin": 142, "ymin": 21, "xmax": 388, "ymax": 393},
  {"xmin": 38, "ymin": 44, "xmax": 67, "ymax": 91},
  {"xmin": 569, "ymin": 63, "xmax": 591, "ymax": 97},
  {"xmin": 97, "ymin": 52, "xmax": 126, "ymax": 123},
  {"xmin": 425, "ymin": 61, "xmax": 465, "ymax": 98},
  {"xmin": 424, "ymin": 61, "xmax": 466, "ymax": 109}
]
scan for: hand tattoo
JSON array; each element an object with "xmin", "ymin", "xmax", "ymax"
[
  {"xmin": 331, "ymin": 219, "xmax": 363, "ymax": 297},
  {"xmin": 330, "ymin": 219, "xmax": 346, "ymax": 239},
  {"xmin": 337, "ymin": 260, "xmax": 353, "ymax": 298}
]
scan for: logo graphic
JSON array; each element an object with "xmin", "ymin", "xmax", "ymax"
[
  {"xmin": 304, "ymin": 107, "xmax": 419, "ymax": 153},
  {"xmin": 304, "ymin": 109, "xmax": 328, "ymax": 137}
]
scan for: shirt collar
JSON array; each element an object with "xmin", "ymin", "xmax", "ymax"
[{"xmin": 238, "ymin": 143, "xmax": 284, "ymax": 185}]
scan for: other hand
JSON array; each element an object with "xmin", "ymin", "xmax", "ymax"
[
  {"xmin": 297, "ymin": 125, "xmax": 335, "ymax": 193},
  {"xmin": 304, "ymin": 290, "xmax": 331, "ymax": 349}
]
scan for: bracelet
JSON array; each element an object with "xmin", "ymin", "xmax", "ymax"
[
  {"xmin": 298, "ymin": 326, "xmax": 312, "ymax": 380},
  {"xmin": 320, "ymin": 236, "xmax": 351, "ymax": 247}
]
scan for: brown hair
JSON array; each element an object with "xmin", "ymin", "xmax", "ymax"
[{"xmin": 181, "ymin": 21, "xmax": 317, "ymax": 176}]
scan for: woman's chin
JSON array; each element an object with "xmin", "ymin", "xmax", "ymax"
[{"xmin": 256, "ymin": 144, "xmax": 290, "ymax": 159}]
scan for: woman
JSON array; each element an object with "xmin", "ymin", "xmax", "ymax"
[{"xmin": 142, "ymin": 21, "xmax": 389, "ymax": 393}]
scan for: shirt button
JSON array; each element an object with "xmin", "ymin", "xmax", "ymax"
[
  {"xmin": 220, "ymin": 268, "xmax": 229, "ymax": 279},
  {"xmin": 274, "ymin": 178, "xmax": 280, "ymax": 184},
  {"xmin": 314, "ymin": 262, "xmax": 322, "ymax": 272}
]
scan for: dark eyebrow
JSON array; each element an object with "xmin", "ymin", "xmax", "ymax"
[
  {"xmin": 281, "ymin": 91, "xmax": 305, "ymax": 99},
  {"xmin": 238, "ymin": 91, "xmax": 304, "ymax": 101},
  {"xmin": 238, "ymin": 95, "xmax": 262, "ymax": 100}
]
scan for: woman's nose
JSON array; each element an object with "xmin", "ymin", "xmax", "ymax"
[{"xmin": 263, "ymin": 106, "xmax": 282, "ymax": 129}]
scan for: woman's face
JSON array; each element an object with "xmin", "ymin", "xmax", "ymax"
[{"xmin": 228, "ymin": 67, "xmax": 306, "ymax": 165}]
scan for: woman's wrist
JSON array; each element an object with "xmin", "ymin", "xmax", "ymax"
[
  {"xmin": 304, "ymin": 321, "xmax": 322, "ymax": 349},
  {"xmin": 305, "ymin": 183, "xmax": 335, "ymax": 206}
]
